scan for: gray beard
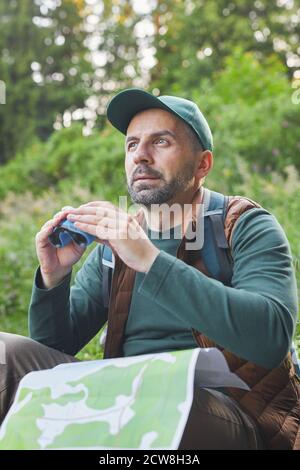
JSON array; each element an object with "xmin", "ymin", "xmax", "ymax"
[{"xmin": 127, "ymin": 161, "xmax": 195, "ymax": 207}]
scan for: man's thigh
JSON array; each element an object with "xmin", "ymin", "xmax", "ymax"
[
  {"xmin": 0, "ymin": 332, "xmax": 79, "ymax": 423},
  {"xmin": 178, "ymin": 386, "xmax": 264, "ymax": 450}
]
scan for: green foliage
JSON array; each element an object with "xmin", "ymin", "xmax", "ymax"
[
  {"xmin": 0, "ymin": 0, "xmax": 146, "ymax": 164},
  {"xmin": 150, "ymin": 0, "xmax": 300, "ymax": 92},
  {"xmin": 1, "ymin": 51, "xmax": 299, "ymax": 205},
  {"xmin": 0, "ymin": 0, "xmax": 92, "ymax": 163},
  {"xmin": 0, "ymin": 125, "xmax": 127, "ymax": 201},
  {"xmin": 202, "ymin": 49, "xmax": 289, "ymax": 106},
  {"xmin": 189, "ymin": 51, "xmax": 300, "ymax": 173},
  {"xmin": 209, "ymin": 94, "xmax": 300, "ymax": 173}
]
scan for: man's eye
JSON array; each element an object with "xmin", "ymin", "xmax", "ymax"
[
  {"xmin": 155, "ymin": 138, "xmax": 167, "ymax": 144},
  {"xmin": 128, "ymin": 142, "xmax": 137, "ymax": 150}
]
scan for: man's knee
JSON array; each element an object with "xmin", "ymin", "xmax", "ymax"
[
  {"xmin": 179, "ymin": 387, "xmax": 262, "ymax": 450},
  {"xmin": 0, "ymin": 334, "xmax": 6, "ymax": 365},
  {"xmin": 0, "ymin": 331, "xmax": 78, "ymax": 374},
  {"xmin": 0, "ymin": 332, "xmax": 78, "ymax": 425},
  {"xmin": 0, "ymin": 332, "xmax": 39, "ymax": 369}
]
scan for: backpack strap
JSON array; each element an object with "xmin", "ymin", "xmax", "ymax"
[
  {"xmin": 201, "ymin": 188, "xmax": 233, "ymax": 286},
  {"xmin": 291, "ymin": 343, "xmax": 300, "ymax": 378},
  {"xmin": 102, "ymin": 244, "xmax": 115, "ymax": 309}
]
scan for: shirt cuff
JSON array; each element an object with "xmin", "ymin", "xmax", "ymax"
[
  {"xmin": 138, "ymin": 251, "xmax": 177, "ymax": 300},
  {"xmin": 34, "ymin": 266, "xmax": 72, "ymax": 292}
]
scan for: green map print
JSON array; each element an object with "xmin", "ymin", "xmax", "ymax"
[{"xmin": 0, "ymin": 349, "xmax": 198, "ymax": 450}]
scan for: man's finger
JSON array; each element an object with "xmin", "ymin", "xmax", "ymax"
[
  {"xmin": 72, "ymin": 221, "xmax": 97, "ymax": 236},
  {"xmin": 74, "ymin": 221, "xmax": 119, "ymax": 240},
  {"xmin": 79, "ymin": 201, "xmax": 109, "ymax": 207},
  {"xmin": 53, "ymin": 211, "xmax": 62, "ymax": 218},
  {"xmin": 36, "ymin": 223, "xmax": 58, "ymax": 243},
  {"xmin": 67, "ymin": 207, "xmax": 97, "ymax": 216},
  {"xmin": 68, "ymin": 206, "xmax": 125, "ymax": 219},
  {"xmin": 68, "ymin": 214, "xmax": 99, "ymax": 225},
  {"xmin": 96, "ymin": 226, "xmax": 119, "ymax": 240},
  {"xmin": 95, "ymin": 206, "xmax": 126, "ymax": 218},
  {"xmin": 96, "ymin": 217, "xmax": 119, "ymax": 229},
  {"xmin": 79, "ymin": 201, "xmax": 120, "ymax": 211},
  {"xmin": 40, "ymin": 216, "xmax": 61, "ymax": 231}
]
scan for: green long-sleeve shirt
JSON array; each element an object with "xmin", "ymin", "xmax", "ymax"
[{"xmin": 28, "ymin": 207, "xmax": 298, "ymax": 369}]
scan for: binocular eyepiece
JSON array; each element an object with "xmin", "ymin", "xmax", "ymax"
[{"xmin": 48, "ymin": 219, "xmax": 95, "ymax": 248}]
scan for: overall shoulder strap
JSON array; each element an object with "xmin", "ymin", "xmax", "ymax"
[{"xmin": 200, "ymin": 188, "xmax": 233, "ymax": 285}]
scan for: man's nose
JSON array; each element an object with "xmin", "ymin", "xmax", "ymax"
[{"xmin": 132, "ymin": 142, "xmax": 154, "ymax": 165}]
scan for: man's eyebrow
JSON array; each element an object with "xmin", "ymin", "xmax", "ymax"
[{"xmin": 125, "ymin": 130, "xmax": 177, "ymax": 144}]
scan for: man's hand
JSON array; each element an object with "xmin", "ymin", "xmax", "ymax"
[
  {"xmin": 66, "ymin": 201, "xmax": 160, "ymax": 273},
  {"xmin": 36, "ymin": 206, "xmax": 86, "ymax": 289}
]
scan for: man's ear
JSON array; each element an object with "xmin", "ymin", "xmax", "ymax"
[{"xmin": 196, "ymin": 150, "xmax": 213, "ymax": 179}]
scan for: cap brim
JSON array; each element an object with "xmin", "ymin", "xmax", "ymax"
[{"xmin": 106, "ymin": 88, "xmax": 173, "ymax": 135}]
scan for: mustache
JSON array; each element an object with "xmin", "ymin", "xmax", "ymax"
[{"xmin": 131, "ymin": 166, "xmax": 164, "ymax": 184}]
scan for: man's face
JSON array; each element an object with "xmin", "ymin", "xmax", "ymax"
[{"xmin": 125, "ymin": 108, "xmax": 199, "ymax": 206}]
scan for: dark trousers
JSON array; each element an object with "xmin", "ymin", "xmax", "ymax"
[{"xmin": 0, "ymin": 332, "xmax": 264, "ymax": 449}]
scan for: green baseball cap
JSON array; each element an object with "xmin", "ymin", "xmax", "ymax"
[{"xmin": 106, "ymin": 88, "xmax": 213, "ymax": 151}]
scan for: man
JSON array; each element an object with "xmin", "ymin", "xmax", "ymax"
[{"xmin": 0, "ymin": 89, "xmax": 299, "ymax": 449}]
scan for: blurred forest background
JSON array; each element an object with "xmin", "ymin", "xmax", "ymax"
[{"xmin": 0, "ymin": 0, "xmax": 299, "ymax": 360}]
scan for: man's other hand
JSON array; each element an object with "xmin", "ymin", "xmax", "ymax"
[{"xmin": 66, "ymin": 201, "xmax": 160, "ymax": 273}]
